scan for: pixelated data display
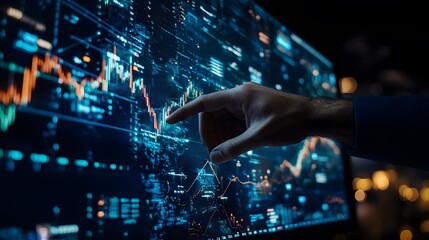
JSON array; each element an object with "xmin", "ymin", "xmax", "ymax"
[{"xmin": 0, "ymin": 0, "xmax": 351, "ymax": 239}]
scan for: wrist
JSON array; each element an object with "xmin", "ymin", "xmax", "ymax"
[{"xmin": 306, "ymin": 98, "xmax": 355, "ymax": 146}]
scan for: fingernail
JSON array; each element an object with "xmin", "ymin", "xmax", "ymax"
[{"xmin": 210, "ymin": 150, "xmax": 224, "ymax": 163}]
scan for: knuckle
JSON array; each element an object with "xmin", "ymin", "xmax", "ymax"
[
  {"xmin": 240, "ymin": 82, "xmax": 254, "ymax": 91},
  {"xmin": 198, "ymin": 94, "xmax": 209, "ymax": 110},
  {"xmin": 198, "ymin": 94, "xmax": 208, "ymax": 102},
  {"xmin": 237, "ymin": 82, "xmax": 255, "ymax": 98}
]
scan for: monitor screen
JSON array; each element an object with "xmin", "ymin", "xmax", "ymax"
[{"xmin": 0, "ymin": 0, "xmax": 355, "ymax": 239}]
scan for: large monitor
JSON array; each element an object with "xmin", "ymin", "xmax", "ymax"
[{"xmin": 0, "ymin": 0, "xmax": 356, "ymax": 239}]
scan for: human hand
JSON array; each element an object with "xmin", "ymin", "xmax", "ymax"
[{"xmin": 166, "ymin": 82, "xmax": 314, "ymax": 164}]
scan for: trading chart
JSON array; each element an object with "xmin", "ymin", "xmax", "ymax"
[{"xmin": 0, "ymin": 0, "xmax": 350, "ymax": 239}]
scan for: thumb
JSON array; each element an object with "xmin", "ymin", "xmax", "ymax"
[{"xmin": 209, "ymin": 129, "xmax": 256, "ymax": 164}]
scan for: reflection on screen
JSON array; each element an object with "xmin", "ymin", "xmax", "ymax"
[{"xmin": 0, "ymin": 0, "xmax": 350, "ymax": 239}]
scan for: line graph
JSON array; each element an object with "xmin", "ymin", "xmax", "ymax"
[
  {"xmin": 183, "ymin": 159, "xmax": 264, "ymax": 236},
  {"xmin": 0, "ymin": 50, "xmax": 202, "ymax": 134},
  {"xmin": 218, "ymin": 177, "xmax": 260, "ymax": 199},
  {"xmin": 0, "ymin": 53, "xmax": 106, "ymax": 107},
  {"xmin": 189, "ymin": 204, "xmax": 245, "ymax": 236},
  {"xmin": 186, "ymin": 160, "xmax": 220, "ymax": 193},
  {"xmin": 182, "ymin": 135, "xmax": 343, "ymax": 237},
  {"xmin": 185, "ymin": 159, "xmax": 261, "ymax": 197}
]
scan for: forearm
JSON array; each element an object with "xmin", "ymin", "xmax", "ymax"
[{"xmin": 306, "ymin": 98, "xmax": 355, "ymax": 146}]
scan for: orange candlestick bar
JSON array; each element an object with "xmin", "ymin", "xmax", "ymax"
[{"xmin": 0, "ymin": 54, "xmax": 107, "ymax": 106}]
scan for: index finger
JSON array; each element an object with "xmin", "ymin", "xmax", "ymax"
[{"xmin": 166, "ymin": 89, "xmax": 233, "ymax": 124}]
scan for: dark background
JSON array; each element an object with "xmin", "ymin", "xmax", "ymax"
[
  {"xmin": 254, "ymin": 0, "xmax": 429, "ymax": 95},
  {"xmin": 253, "ymin": 1, "xmax": 429, "ymax": 240}
]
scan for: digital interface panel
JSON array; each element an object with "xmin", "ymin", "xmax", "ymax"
[{"xmin": 0, "ymin": 0, "xmax": 351, "ymax": 239}]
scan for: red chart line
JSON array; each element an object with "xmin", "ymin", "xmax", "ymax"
[
  {"xmin": 200, "ymin": 205, "xmax": 243, "ymax": 235},
  {"xmin": 208, "ymin": 161, "xmax": 220, "ymax": 184},
  {"xmin": 203, "ymin": 208, "xmax": 219, "ymax": 235},
  {"xmin": 218, "ymin": 177, "xmax": 258, "ymax": 198},
  {"xmin": 186, "ymin": 160, "xmax": 220, "ymax": 193},
  {"xmin": 0, "ymin": 50, "xmax": 202, "ymax": 134},
  {"xmin": 186, "ymin": 160, "xmax": 209, "ymax": 192}
]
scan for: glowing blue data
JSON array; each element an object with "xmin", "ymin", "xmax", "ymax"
[{"xmin": 0, "ymin": 0, "xmax": 351, "ymax": 239}]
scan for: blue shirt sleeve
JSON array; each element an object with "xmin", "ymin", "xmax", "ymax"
[{"xmin": 350, "ymin": 95, "xmax": 429, "ymax": 171}]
